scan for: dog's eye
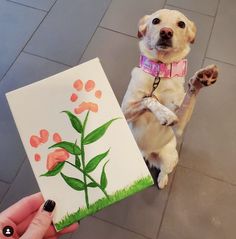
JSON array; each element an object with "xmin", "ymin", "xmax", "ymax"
[
  {"xmin": 152, "ymin": 18, "xmax": 160, "ymax": 25},
  {"xmin": 178, "ymin": 21, "xmax": 185, "ymax": 28}
]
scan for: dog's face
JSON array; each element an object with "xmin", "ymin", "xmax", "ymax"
[{"xmin": 138, "ymin": 9, "xmax": 196, "ymax": 60}]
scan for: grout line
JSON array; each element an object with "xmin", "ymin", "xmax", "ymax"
[
  {"xmin": 214, "ymin": 0, "xmax": 221, "ymax": 17},
  {"xmin": 200, "ymin": 0, "xmax": 221, "ymax": 67},
  {"xmin": 163, "ymin": 0, "xmax": 168, "ymax": 8},
  {"xmin": 93, "ymin": 216, "xmax": 151, "ymax": 239},
  {"xmin": 0, "ymin": 179, "xmax": 10, "ymax": 185},
  {"xmin": 6, "ymin": 0, "xmax": 47, "ymax": 12},
  {"xmin": 205, "ymin": 57, "xmax": 236, "ymax": 67},
  {"xmin": 156, "ymin": 169, "xmax": 177, "ymax": 239},
  {"xmin": 0, "ymin": 0, "xmax": 59, "ymax": 84},
  {"xmin": 99, "ymin": 26, "xmax": 137, "ymax": 39},
  {"xmin": 23, "ymin": 51, "xmax": 72, "ymax": 67},
  {"xmin": 0, "ymin": 159, "xmax": 26, "ymax": 208},
  {"xmin": 178, "ymin": 164, "xmax": 236, "ymax": 187},
  {"xmin": 165, "ymin": 3, "xmax": 215, "ymax": 18},
  {"xmin": 76, "ymin": 0, "xmax": 114, "ymax": 64}
]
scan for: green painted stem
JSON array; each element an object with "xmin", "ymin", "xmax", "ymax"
[
  {"xmin": 65, "ymin": 161, "xmax": 109, "ymax": 199},
  {"xmin": 81, "ymin": 111, "xmax": 90, "ymax": 208}
]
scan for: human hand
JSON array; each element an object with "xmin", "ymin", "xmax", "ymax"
[{"xmin": 0, "ymin": 192, "xmax": 78, "ymax": 239}]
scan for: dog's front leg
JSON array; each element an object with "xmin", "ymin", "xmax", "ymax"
[
  {"xmin": 143, "ymin": 96, "xmax": 178, "ymax": 126},
  {"xmin": 175, "ymin": 64, "xmax": 219, "ymax": 137},
  {"xmin": 123, "ymin": 96, "xmax": 178, "ymax": 125}
]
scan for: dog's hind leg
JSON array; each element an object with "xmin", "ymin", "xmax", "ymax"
[
  {"xmin": 157, "ymin": 137, "xmax": 178, "ymax": 189},
  {"xmin": 174, "ymin": 64, "xmax": 219, "ymax": 137}
]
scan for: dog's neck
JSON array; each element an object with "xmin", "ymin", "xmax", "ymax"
[
  {"xmin": 139, "ymin": 41, "xmax": 190, "ymax": 64},
  {"xmin": 139, "ymin": 55, "xmax": 187, "ymax": 78}
]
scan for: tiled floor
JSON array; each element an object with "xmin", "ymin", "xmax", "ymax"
[{"xmin": 0, "ymin": 0, "xmax": 235, "ymax": 238}]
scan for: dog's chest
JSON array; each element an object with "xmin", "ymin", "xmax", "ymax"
[{"xmin": 146, "ymin": 76, "xmax": 185, "ymax": 105}]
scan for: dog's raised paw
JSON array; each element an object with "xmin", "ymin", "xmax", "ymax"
[{"xmin": 189, "ymin": 64, "xmax": 219, "ymax": 93}]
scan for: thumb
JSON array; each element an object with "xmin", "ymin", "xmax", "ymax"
[{"xmin": 21, "ymin": 200, "xmax": 56, "ymax": 239}]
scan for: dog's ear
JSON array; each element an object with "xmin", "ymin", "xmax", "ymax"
[
  {"xmin": 188, "ymin": 20, "xmax": 197, "ymax": 44},
  {"xmin": 138, "ymin": 15, "xmax": 150, "ymax": 39}
]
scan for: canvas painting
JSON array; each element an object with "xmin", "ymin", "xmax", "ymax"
[{"xmin": 6, "ymin": 58, "xmax": 153, "ymax": 231}]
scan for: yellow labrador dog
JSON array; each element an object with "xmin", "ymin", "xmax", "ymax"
[{"xmin": 122, "ymin": 9, "xmax": 218, "ymax": 189}]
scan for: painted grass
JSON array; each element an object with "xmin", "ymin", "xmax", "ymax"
[{"xmin": 55, "ymin": 175, "xmax": 153, "ymax": 230}]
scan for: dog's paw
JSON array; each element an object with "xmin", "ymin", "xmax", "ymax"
[
  {"xmin": 189, "ymin": 64, "xmax": 219, "ymax": 93},
  {"xmin": 157, "ymin": 173, "xmax": 168, "ymax": 189},
  {"xmin": 158, "ymin": 108, "xmax": 178, "ymax": 126}
]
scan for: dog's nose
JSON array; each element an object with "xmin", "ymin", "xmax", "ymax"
[{"xmin": 160, "ymin": 28, "xmax": 173, "ymax": 39}]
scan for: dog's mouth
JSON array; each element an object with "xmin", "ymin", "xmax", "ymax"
[{"xmin": 155, "ymin": 39, "xmax": 173, "ymax": 50}]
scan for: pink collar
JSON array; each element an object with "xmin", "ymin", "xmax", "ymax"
[{"xmin": 139, "ymin": 55, "xmax": 187, "ymax": 78}]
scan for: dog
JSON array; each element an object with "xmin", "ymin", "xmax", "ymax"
[{"xmin": 121, "ymin": 9, "xmax": 218, "ymax": 189}]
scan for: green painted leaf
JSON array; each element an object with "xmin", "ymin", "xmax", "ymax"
[
  {"xmin": 75, "ymin": 155, "xmax": 81, "ymax": 168},
  {"xmin": 60, "ymin": 172, "xmax": 85, "ymax": 191},
  {"xmin": 49, "ymin": 141, "xmax": 81, "ymax": 155},
  {"xmin": 62, "ymin": 111, "xmax": 82, "ymax": 134},
  {"xmin": 84, "ymin": 149, "xmax": 110, "ymax": 173},
  {"xmin": 100, "ymin": 161, "xmax": 109, "ymax": 190},
  {"xmin": 40, "ymin": 162, "xmax": 65, "ymax": 177},
  {"xmin": 83, "ymin": 118, "xmax": 119, "ymax": 145},
  {"xmin": 87, "ymin": 182, "xmax": 97, "ymax": 188}
]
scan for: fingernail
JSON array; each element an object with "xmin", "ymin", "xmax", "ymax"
[{"xmin": 43, "ymin": 200, "xmax": 56, "ymax": 212}]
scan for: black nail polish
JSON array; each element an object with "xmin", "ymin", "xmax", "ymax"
[{"xmin": 43, "ymin": 200, "xmax": 56, "ymax": 212}]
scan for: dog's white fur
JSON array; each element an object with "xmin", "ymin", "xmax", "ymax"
[{"xmin": 122, "ymin": 9, "xmax": 197, "ymax": 188}]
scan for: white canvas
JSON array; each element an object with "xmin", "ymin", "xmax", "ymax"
[{"xmin": 6, "ymin": 58, "xmax": 153, "ymax": 231}]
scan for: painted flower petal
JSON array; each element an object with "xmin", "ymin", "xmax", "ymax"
[
  {"xmin": 85, "ymin": 80, "xmax": 95, "ymax": 92},
  {"xmin": 53, "ymin": 133, "xmax": 62, "ymax": 143},
  {"xmin": 73, "ymin": 79, "xmax": 83, "ymax": 91},
  {"xmin": 88, "ymin": 102, "xmax": 98, "ymax": 112},
  {"xmin": 46, "ymin": 149, "xmax": 70, "ymax": 171},
  {"xmin": 30, "ymin": 135, "xmax": 41, "ymax": 148},
  {"xmin": 74, "ymin": 101, "xmax": 98, "ymax": 114},
  {"xmin": 47, "ymin": 154, "xmax": 58, "ymax": 171},
  {"xmin": 70, "ymin": 93, "xmax": 78, "ymax": 102},
  {"xmin": 53, "ymin": 149, "xmax": 70, "ymax": 161},
  {"xmin": 95, "ymin": 90, "xmax": 102, "ymax": 99},
  {"xmin": 39, "ymin": 129, "xmax": 49, "ymax": 143},
  {"xmin": 34, "ymin": 153, "xmax": 41, "ymax": 162},
  {"xmin": 74, "ymin": 102, "xmax": 89, "ymax": 114}
]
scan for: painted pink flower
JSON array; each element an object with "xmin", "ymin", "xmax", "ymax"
[
  {"xmin": 47, "ymin": 149, "xmax": 70, "ymax": 171},
  {"xmin": 71, "ymin": 79, "xmax": 102, "ymax": 114}
]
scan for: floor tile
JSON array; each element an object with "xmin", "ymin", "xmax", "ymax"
[
  {"xmin": 71, "ymin": 217, "xmax": 147, "ymax": 239},
  {"xmin": 0, "ymin": 0, "xmax": 45, "ymax": 80},
  {"xmin": 8, "ymin": 0, "xmax": 56, "ymax": 11},
  {"xmin": 0, "ymin": 160, "xmax": 39, "ymax": 212},
  {"xmin": 95, "ymin": 179, "xmax": 172, "ymax": 238},
  {"xmin": 0, "ymin": 181, "xmax": 9, "ymax": 203},
  {"xmin": 80, "ymin": 27, "xmax": 139, "ymax": 104},
  {"xmin": 158, "ymin": 167, "xmax": 236, "ymax": 239},
  {"xmin": 25, "ymin": 0, "xmax": 111, "ymax": 66},
  {"xmin": 206, "ymin": 0, "xmax": 236, "ymax": 65},
  {"xmin": 165, "ymin": 5, "xmax": 214, "ymax": 79},
  {"xmin": 166, "ymin": 0, "xmax": 219, "ymax": 16},
  {"xmin": 100, "ymin": 0, "xmax": 165, "ymax": 37},
  {"xmin": 179, "ymin": 59, "xmax": 236, "ymax": 184},
  {"xmin": 0, "ymin": 53, "xmax": 68, "ymax": 183}
]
